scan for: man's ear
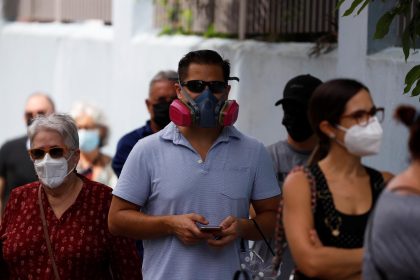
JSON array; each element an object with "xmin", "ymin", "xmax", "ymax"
[
  {"xmin": 145, "ymin": 99, "xmax": 152, "ymax": 114},
  {"xmin": 226, "ymin": 85, "xmax": 231, "ymax": 95},
  {"xmin": 175, "ymin": 83, "xmax": 183, "ymax": 99},
  {"xmin": 319, "ymin": 120, "xmax": 336, "ymax": 139}
]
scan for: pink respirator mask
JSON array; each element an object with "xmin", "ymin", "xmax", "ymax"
[
  {"xmin": 169, "ymin": 99, "xmax": 239, "ymax": 127},
  {"xmin": 169, "ymin": 77, "xmax": 240, "ymax": 127}
]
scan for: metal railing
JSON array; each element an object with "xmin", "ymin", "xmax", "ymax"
[
  {"xmin": 154, "ymin": 0, "xmax": 338, "ymax": 42},
  {"xmin": 3, "ymin": 0, "xmax": 112, "ymax": 23}
]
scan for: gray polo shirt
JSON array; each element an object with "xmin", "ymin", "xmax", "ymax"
[{"xmin": 113, "ymin": 122, "xmax": 280, "ymax": 280}]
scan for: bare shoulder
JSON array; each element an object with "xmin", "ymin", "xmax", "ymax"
[{"xmin": 283, "ymin": 168, "xmax": 312, "ymax": 198}]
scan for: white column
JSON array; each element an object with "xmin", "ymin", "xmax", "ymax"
[
  {"xmin": 113, "ymin": 0, "xmax": 154, "ymax": 42},
  {"xmin": 336, "ymin": 2, "xmax": 369, "ymax": 80},
  {"xmin": 108, "ymin": 0, "xmax": 156, "ymax": 151}
]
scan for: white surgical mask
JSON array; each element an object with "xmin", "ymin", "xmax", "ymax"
[
  {"xmin": 78, "ymin": 129, "xmax": 100, "ymax": 152},
  {"xmin": 336, "ymin": 116, "xmax": 383, "ymax": 157},
  {"xmin": 34, "ymin": 153, "xmax": 75, "ymax": 188}
]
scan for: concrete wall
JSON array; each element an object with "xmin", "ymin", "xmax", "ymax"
[{"xmin": 0, "ymin": 0, "xmax": 419, "ymax": 174}]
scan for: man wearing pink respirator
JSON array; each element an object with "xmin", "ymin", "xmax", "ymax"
[{"xmin": 108, "ymin": 49, "xmax": 280, "ymax": 280}]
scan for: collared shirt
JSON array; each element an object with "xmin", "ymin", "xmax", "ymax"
[
  {"xmin": 0, "ymin": 175, "xmax": 141, "ymax": 279},
  {"xmin": 113, "ymin": 122, "xmax": 280, "ymax": 280},
  {"xmin": 112, "ymin": 121, "xmax": 154, "ymax": 177}
]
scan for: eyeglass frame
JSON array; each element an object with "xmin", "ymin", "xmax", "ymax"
[
  {"xmin": 340, "ymin": 106, "xmax": 385, "ymax": 127},
  {"xmin": 25, "ymin": 110, "xmax": 47, "ymax": 121},
  {"xmin": 28, "ymin": 146, "xmax": 71, "ymax": 161},
  {"xmin": 180, "ymin": 80, "xmax": 228, "ymax": 94}
]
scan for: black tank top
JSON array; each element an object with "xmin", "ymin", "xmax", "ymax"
[{"xmin": 311, "ymin": 164, "xmax": 385, "ymax": 248}]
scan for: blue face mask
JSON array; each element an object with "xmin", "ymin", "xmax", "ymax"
[
  {"xmin": 78, "ymin": 129, "xmax": 100, "ymax": 152},
  {"xmin": 190, "ymin": 88, "xmax": 225, "ymax": 128}
]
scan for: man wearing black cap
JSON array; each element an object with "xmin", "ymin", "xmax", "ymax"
[
  {"xmin": 252, "ymin": 74, "xmax": 322, "ymax": 279},
  {"xmin": 270, "ymin": 74, "xmax": 322, "ymax": 187}
]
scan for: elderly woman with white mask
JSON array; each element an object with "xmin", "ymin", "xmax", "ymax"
[
  {"xmin": 70, "ymin": 102, "xmax": 117, "ymax": 188},
  {"xmin": 0, "ymin": 114, "xmax": 141, "ymax": 279}
]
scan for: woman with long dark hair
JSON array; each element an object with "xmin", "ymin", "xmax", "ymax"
[{"xmin": 277, "ymin": 79, "xmax": 393, "ymax": 279}]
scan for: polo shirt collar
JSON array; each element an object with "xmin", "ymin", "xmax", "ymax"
[{"xmin": 160, "ymin": 123, "xmax": 241, "ymax": 145}]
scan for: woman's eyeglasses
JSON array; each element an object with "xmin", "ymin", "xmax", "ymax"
[
  {"xmin": 341, "ymin": 106, "xmax": 385, "ymax": 126},
  {"xmin": 181, "ymin": 80, "xmax": 227, "ymax": 93},
  {"xmin": 28, "ymin": 146, "xmax": 68, "ymax": 160}
]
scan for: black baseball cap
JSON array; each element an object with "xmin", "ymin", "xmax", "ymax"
[{"xmin": 274, "ymin": 74, "xmax": 322, "ymax": 106}]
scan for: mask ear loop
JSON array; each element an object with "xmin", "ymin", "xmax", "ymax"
[
  {"xmin": 179, "ymin": 85, "xmax": 200, "ymax": 125},
  {"xmin": 65, "ymin": 150, "xmax": 78, "ymax": 177}
]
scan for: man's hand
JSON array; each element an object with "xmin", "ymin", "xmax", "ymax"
[
  {"xmin": 170, "ymin": 213, "xmax": 214, "ymax": 245},
  {"xmin": 206, "ymin": 215, "xmax": 240, "ymax": 247}
]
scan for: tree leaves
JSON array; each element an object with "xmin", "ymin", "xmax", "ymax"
[
  {"xmin": 402, "ymin": 26, "xmax": 411, "ymax": 61},
  {"xmin": 374, "ymin": 12, "xmax": 396, "ymax": 39},
  {"xmin": 342, "ymin": 0, "xmax": 371, "ymax": 16},
  {"xmin": 341, "ymin": 0, "xmax": 419, "ymax": 100},
  {"xmin": 404, "ymin": 65, "xmax": 420, "ymax": 94},
  {"xmin": 410, "ymin": 80, "xmax": 420, "ymax": 96}
]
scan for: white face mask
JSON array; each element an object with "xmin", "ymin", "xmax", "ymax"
[
  {"xmin": 336, "ymin": 116, "xmax": 383, "ymax": 157},
  {"xmin": 34, "ymin": 153, "xmax": 75, "ymax": 188}
]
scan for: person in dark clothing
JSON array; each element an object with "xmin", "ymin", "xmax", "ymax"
[
  {"xmin": 252, "ymin": 74, "xmax": 322, "ymax": 279},
  {"xmin": 112, "ymin": 70, "xmax": 178, "ymax": 177},
  {"xmin": 0, "ymin": 93, "xmax": 55, "ymax": 219}
]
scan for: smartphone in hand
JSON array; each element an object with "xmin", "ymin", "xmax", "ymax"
[{"xmin": 198, "ymin": 225, "xmax": 222, "ymax": 233}]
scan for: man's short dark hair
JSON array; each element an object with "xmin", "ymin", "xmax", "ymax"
[{"xmin": 178, "ymin": 50, "xmax": 230, "ymax": 83}]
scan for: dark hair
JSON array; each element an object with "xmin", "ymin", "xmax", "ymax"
[
  {"xmin": 394, "ymin": 105, "xmax": 420, "ymax": 160},
  {"xmin": 308, "ymin": 79, "xmax": 370, "ymax": 160},
  {"xmin": 178, "ymin": 50, "xmax": 230, "ymax": 82}
]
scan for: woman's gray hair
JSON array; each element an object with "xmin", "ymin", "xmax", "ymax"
[
  {"xmin": 69, "ymin": 101, "xmax": 109, "ymax": 146},
  {"xmin": 28, "ymin": 113, "xmax": 79, "ymax": 150},
  {"xmin": 70, "ymin": 102, "xmax": 107, "ymax": 127}
]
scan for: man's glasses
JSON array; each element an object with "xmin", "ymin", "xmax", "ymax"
[
  {"xmin": 25, "ymin": 110, "xmax": 47, "ymax": 121},
  {"xmin": 28, "ymin": 146, "xmax": 68, "ymax": 160},
  {"xmin": 341, "ymin": 106, "xmax": 385, "ymax": 126},
  {"xmin": 181, "ymin": 80, "xmax": 227, "ymax": 93}
]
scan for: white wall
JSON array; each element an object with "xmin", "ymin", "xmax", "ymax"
[{"xmin": 0, "ymin": 1, "xmax": 419, "ymax": 174}]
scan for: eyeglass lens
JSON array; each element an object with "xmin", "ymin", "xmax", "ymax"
[
  {"xmin": 25, "ymin": 111, "xmax": 47, "ymax": 120},
  {"xmin": 182, "ymin": 80, "xmax": 226, "ymax": 93},
  {"xmin": 355, "ymin": 107, "xmax": 384, "ymax": 125},
  {"xmin": 29, "ymin": 147, "xmax": 65, "ymax": 160}
]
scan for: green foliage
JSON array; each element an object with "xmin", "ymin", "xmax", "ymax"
[
  {"xmin": 374, "ymin": 11, "xmax": 396, "ymax": 39},
  {"xmin": 342, "ymin": 0, "xmax": 371, "ymax": 16},
  {"xmin": 341, "ymin": 0, "xmax": 420, "ymax": 100},
  {"xmin": 156, "ymin": 1, "xmax": 235, "ymax": 39}
]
